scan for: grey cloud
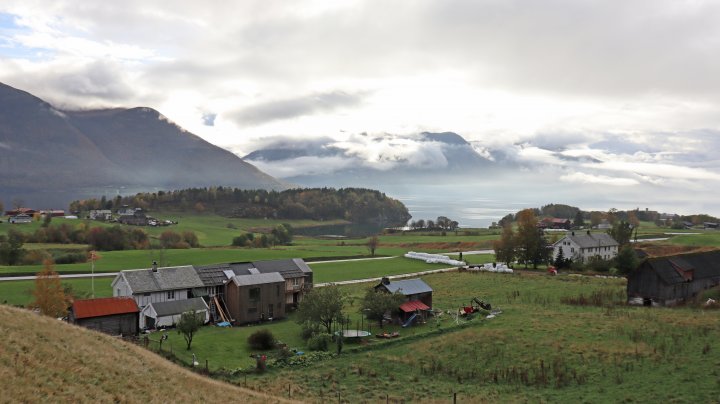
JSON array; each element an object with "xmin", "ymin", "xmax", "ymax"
[
  {"xmin": 228, "ymin": 91, "xmax": 364, "ymax": 126},
  {"xmin": 1, "ymin": 60, "xmax": 135, "ymax": 108}
]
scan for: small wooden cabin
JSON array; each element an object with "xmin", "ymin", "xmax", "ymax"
[
  {"xmin": 375, "ymin": 277, "xmax": 433, "ymax": 322},
  {"xmin": 69, "ymin": 297, "xmax": 139, "ymax": 336}
]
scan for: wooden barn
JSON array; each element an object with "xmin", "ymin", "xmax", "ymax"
[
  {"xmin": 627, "ymin": 250, "xmax": 720, "ymax": 306},
  {"xmin": 69, "ymin": 297, "xmax": 140, "ymax": 336}
]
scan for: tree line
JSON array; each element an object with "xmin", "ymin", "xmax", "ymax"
[
  {"xmin": 0, "ymin": 224, "xmax": 200, "ymax": 266},
  {"xmin": 494, "ymin": 208, "xmax": 639, "ymax": 274},
  {"xmin": 496, "ymin": 203, "xmax": 718, "ymax": 230},
  {"xmin": 69, "ymin": 187, "xmax": 411, "ymax": 226},
  {"xmin": 408, "ymin": 216, "xmax": 460, "ymax": 231}
]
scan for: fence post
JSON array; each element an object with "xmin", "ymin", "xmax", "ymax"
[
  {"xmin": 205, "ymin": 359, "xmax": 209, "ymax": 372},
  {"xmin": 288, "ymin": 384, "xmax": 291, "ymax": 398},
  {"xmin": 453, "ymin": 391, "xmax": 457, "ymax": 404}
]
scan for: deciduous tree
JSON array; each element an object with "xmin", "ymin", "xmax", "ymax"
[
  {"xmin": 514, "ymin": 209, "xmax": 547, "ymax": 269},
  {"xmin": 32, "ymin": 260, "xmax": 69, "ymax": 318},
  {"xmin": 177, "ymin": 310, "xmax": 204, "ymax": 350},
  {"xmin": 360, "ymin": 288, "xmax": 404, "ymax": 327},
  {"xmin": 493, "ymin": 224, "xmax": 516, "ymax": 266},
  {"xmin": 296, "ymin": 285, "xmax": 345, "ymax": 334},
  {"xmin": 367, "ymin": 235, "xmax": 379, "ymax": 257}
]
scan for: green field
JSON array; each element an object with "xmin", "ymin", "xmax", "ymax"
[
  {"xmin": 225, "ymin": 271, "xmax": 720, "ymax": 403},
  {"xmin": 0, "ymin": 254, "xmax": 479, "ymax": 306}
]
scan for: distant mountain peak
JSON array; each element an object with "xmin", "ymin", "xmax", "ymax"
[
  {"xmin": 0, "ymin": 82, "xmax": 286, "ymax": 207},
  {"xmin": 420, "ymin": 131, "xmax": 470, "ymax": 145}
]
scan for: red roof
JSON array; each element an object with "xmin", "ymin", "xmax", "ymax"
[
  {"xmin": 399, "ymin": 300, "xmax": 430, "ymax": 313},
  {"xmin": 72, "ymin": 297, "xmax": 139, "ymax": 319}
]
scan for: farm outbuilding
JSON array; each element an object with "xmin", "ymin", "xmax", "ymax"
[
  {"xmin": 69, "ymin": 297, "xmax": 140, "ymax": 336},
  {"xmin": 627, "ymin": 250, "xmax": 720, "ymax": 306},
  {"xmin": 140, "ymin": 297, "xmax": 209, "ymax": 329},
  {"xmin": 375, "ymin": 277, "xmax": 433, "ymax": 323}
]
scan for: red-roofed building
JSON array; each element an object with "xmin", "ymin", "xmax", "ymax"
[{"xmin": 69, "ymin": 297, "xmax": 139, "ymax": 336}]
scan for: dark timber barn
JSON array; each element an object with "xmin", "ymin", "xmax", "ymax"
[
  {"xmin": 69, "ymin": 297, "xmax": 140, "ymax": 336},
  {"xmin": 627, "ymin": 250, "xmax": 720, "ymax": 306}
]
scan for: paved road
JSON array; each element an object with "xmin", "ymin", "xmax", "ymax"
[
  {"xmin": 0, "ymin": 255, "xmax": 412, "ymax": 281},
  {"xmin": 0, "ymin": 272, "xmax": 119, "ymax": 281}
]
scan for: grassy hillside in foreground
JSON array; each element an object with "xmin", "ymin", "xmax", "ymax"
[
  {"xmin": 240, "ymin": 272, "xmax": 720, "ymax": 402},
  {"xmin": 0, "ymin": 304, "xmax": 290, "ymax": 403}
]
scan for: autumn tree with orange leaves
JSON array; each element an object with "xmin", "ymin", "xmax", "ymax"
[{"xmin": 32, "ymin": 260, "xmax": 70, "ymax": 318}]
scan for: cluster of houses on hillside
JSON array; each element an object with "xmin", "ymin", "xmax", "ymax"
[
  {"xmin": 68, "ymin": 257, "xmax": 438, "ymax": 337},
  {"xmin": 68, "ymin": 258, "xmax": 314, "ymax": 335},
  {"xmin": 3, "ymin": 207, "xmax": 66, "ymax": 224},
  {"xmin": 87, "ymin": 206, "xmax": 174, "ymax": 226}
]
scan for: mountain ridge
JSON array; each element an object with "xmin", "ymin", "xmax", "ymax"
[{"xmin": 0, "ymin": 82, "xmax": 286, "ymax": 207}]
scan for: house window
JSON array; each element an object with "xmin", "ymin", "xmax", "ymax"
[
  {"xmin": 276, "ymin": 285, "xmax": 280, "ymax": 297},
  {"xmin": 116, "ymin": 288, "xmax": 121, "ymax": 295},
  {"xmin": 571, "ymin": 248, "xmax": 575, "ymax": 253},
  {"xmin": 167, "ymin": 290, "xmax": 175, "ymax": 299},
  {"xmin": 292, "ymin": 278, "xmax": 300, "ymax": 286},
  {"xmin": 249, "ymin": 287, "xmax": 260, "ymax": 301}
]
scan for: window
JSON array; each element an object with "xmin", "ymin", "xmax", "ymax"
[
  {"xmin": 292, "ymin": 278, "xmax": 300, "ymax": 286},
  {"xmin": 116, "ymin": 289, "xmax": 121, "ymax": 296},
  {"xmin": 249, "ymin": 287, "xmax": 260, "ymax": 301},
  {"xmin": 167, "ymin": 290, "xmax": 175, "ymax": 299},
  {"xmin": 276, "ymin": 285, "xmax": 280, "ymax": 297}
]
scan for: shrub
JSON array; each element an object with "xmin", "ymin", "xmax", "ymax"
[
  {"xmin": 21, "ymin": 249, "xmax": 52, "ymax": 265},
  {"xmin": 247, "ymin": 329, "xmax": 276, "ymax": 350},
  {"xmin": 307, "ymin": 333, "xmax": 333, "ymax": 351},
  {"xmin": 232, "ymin": 235, "xmax": 248, "ymax": 247},
  {"xmin": 54, "ymin": 252, "xmax": 88, "ymax": 264},
  {"xmin": 300, "ymin": 322, "xmax": 321, "ymax": 340}
]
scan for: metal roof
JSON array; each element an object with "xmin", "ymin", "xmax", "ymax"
[
  {"xmin": 231, "ymin": 272, "xmax": 285, "ymax": 287},
  {"xmin": 378, "ymin": 279, "xmax": 433, "ymax": 295},
  {"xmin": 194, "ymin": 263, "xmax": 232, "ymax": 287},
  {"xmin": 121, "ymin": 265, "xmax": 205, "ymax": 294},
  {"xmin": 644, "ymin": 250, "xmax": 720, "ymax": 285},
  {"xmin": 72, "ymin": 297, "xmax": 139, "ymax": 319},
  {"xmin": 399, "ymin": 300, "xmax": 430, "ymax": 312},
  {"xmin": 149, "ymin": 297, "xmax": 208, "ymax": 317},
  {"xmin": 194, "ymin": 259, "xmax": 312, "ymax": 287}
]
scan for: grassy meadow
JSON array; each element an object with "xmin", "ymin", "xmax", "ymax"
[{"xmin": 230, "ymin": 271, "xmax": 720, "ymax": 403}]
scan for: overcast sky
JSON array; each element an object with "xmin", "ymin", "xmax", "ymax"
[{"xmin": 1, "ymin": 0, "xmax": 720, "ymax": 215}]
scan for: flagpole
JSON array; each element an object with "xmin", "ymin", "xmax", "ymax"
[{"xmin": 91, "ymin": 251, "xmax": 95, "ymax": 298}]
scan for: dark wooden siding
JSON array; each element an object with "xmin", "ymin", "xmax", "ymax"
[
  {"xmin": 74, "ymin": 313, "xmax": 139, "ymax": 336},
  {"xmin": 225, "ymin": 281, "xmax": 286, "ymax": 324}
]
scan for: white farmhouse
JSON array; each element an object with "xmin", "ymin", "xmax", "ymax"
[
  {"xmin": 553, "ymin": 231, "xmax": 619, "ymax": 263},
  {"xmin": 112, "ymin": 262, "xmax": 205, "ymax": 309}
]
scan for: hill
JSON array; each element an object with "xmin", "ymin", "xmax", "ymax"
[
  {"xmin": 0, "ymin": 304, "xmax": 289, "ymax": 403},
  {"xmin": 0, "ymin": 82, "xmax": 285, "ymax": 208}
]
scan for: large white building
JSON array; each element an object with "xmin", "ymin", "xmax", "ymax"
[{"xmin": 553, "ymin": 231, "xmax": 619, "ymax": 263}]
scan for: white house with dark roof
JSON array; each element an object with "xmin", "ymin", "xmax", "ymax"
[
  {"xmin": 139, "ymin": 296, "xmax": 209, "ymax": 329},
  {"xmin": 553, "ymin": 231, "xmax": 619, "ymax": 263},
  {"xmin": 112, "ymin": 262, "xmax": 205, "ymax": 309}
]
